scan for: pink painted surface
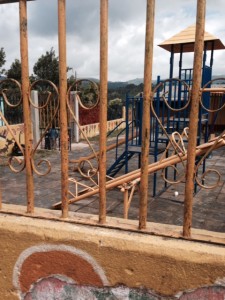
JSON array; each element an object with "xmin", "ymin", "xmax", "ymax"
[{"xmin": 180, "ymin": 286, "xmax": 225, "ymax": 300}]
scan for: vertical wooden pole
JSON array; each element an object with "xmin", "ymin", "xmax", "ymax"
[
  {"xmin": 19, "ymin": 0, "xmax": 34, "ymax": 213},
  {"xmin": 99, "ymin": 0, "xmax": 108, "ymax": 224},
  {"xmin": 0, "ymin": 182, "xmax": 2, "ymax": 210},
  {"xmin": 123, "ymin": 189, "xmax": 129, "ymax": 219},
  {"xmin": 139, "ymin": 0, "xmax": 155, "ymax": 229},
  {"xmin": 183, "ymin": 0, "xmax": 206, "ymax": 238},
  {"xmin": 58, "ymin": 0, "xmax": 69, "ymax": 218}
]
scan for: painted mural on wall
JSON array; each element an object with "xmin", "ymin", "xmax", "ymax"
[
  {"xmin": 13, "ymin": 244, "xmax": 225, "ymax": 300},
  {"xmin": 80, "ymin": 118, "xmax": 125, "ymax": 139},
  {"xmin": 0, "ymin": 123, "xmax": 24, "ymax": 156}
]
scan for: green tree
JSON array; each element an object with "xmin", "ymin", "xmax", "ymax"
[
  {"xmin": 6, "ymin": 59, "xmax": 21, "ymax": 81},
  {"xmin": 33, "ymin": 48, "xmax": 59, "ymax": 85},
  {"xmin": 0, "ymin": 47, "xmax": 6, "ymax": 74},
  {"xmin": 33, "ymin": 47, "xmax": 71, "ymax": 85}
]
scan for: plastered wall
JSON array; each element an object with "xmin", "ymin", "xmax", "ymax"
[
  {"xmin": 1, "ymin": 209, "xmax": 225, "ymax": 300},
  {"xmin": 0, "ymin": 123, "xmax": 24, "ymax": 156}
]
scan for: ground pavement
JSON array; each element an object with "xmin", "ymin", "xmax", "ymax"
[{"xmin": 1, "ymin": 139, "xmax": 225, "ymax": 233}]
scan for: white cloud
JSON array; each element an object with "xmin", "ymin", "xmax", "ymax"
[{"xmin": 0, "ymin": 0, "xmax": 225, "ymax": 81}]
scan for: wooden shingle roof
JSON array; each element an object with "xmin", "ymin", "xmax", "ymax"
[{"xmin": 158, "ymin": 24, "xmax": 225, "ymax": 53}]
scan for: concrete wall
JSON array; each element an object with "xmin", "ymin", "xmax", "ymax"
[
  {"xmin": 0, "ymin": 123, "xmax": 24, "ymax": 156},
  {"xmin": 80, "ymin": 118, "xmax": 125, "ymax": 139},
  {"xmin": 1, "ymin": 207, "xmax": 225, "ymax": 299}
]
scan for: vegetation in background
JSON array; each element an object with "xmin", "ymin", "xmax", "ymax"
[
  {"xmin": 0, "ymin": 47, "xmax": 6, "ymax": 75},
  {"xmin": 33, "ymin": 47, "xmax": 71, "ymax": 85},
  {"xmin": 6, "ymin": 59, "xmax": 21, "ymax": 81}
]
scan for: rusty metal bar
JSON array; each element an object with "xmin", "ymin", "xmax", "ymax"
[
  {"xmin": 183, "ymin": 0, "xmax": 206, "ymax": 238},
  {"xmin": 19, "ymin": 0, "xmax": 34, "ymax": 213},
  {"xmin": 201, "ymin": 88, "xmax": 225, "ymax": 93},
  {"xmin": 52, "ymin": 134, "xmax": 225, "ymax": 209},
  {"xmin": 139, "ymin": 0, "xmax": 155, "ymax": 229},
  {"xmin": 69, "ymin": 134, "xmax": 136, "ymax": 165},
  {"xmin": 99, "ymin": 0, "xmax": 108, "ymax": 224},
  {"xmin": 58, "ymin": 0, "xmax": 69, "ymax": 218},
  {"xmin": 0, "ymin": 182, "xmax": 2, "ymax": 210}
]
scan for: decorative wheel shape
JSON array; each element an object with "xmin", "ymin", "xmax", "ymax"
[
  {"xmin": 200, "ymin": 78, "xmax": 225, "ymax": 112},
  {"xmin": 28, "ymin": 79, "xmax": 59, "ymax": 109},
  {"xmin": 0, "ymin": 78, "xmax": 22, "ymax": 108},
  {"xmin": 68, "ymin": 79, "xmax": 99, "ymax": 109},
  {"xmin": 152, "ymin": 78, "xmax": 191, "ymax": 112},
  {"xmin": 77, "ymin": 159, "xmax": 98, "ymax": 179}
]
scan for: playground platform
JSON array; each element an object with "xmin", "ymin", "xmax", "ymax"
[{"xmin": 1, "ymin": 139, "xmax": 225, "ymax": 233}]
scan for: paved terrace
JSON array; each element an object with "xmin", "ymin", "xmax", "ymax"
[{"xmin": 1, "ymin": 138, "xmax": 225, "ymax": 233}]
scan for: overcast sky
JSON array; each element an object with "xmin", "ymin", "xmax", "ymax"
[{"xmin": 0, "ymin": 0, "xmax": 225, "ymax": 81}]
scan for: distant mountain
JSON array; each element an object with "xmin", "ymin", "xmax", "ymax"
[
  {"xmin": 108, "ymin": 81, "xmax": 128, "ymax": 89},
  {"xmin": 212, "ymin": 75, "xmax": 225, "ymax": 84},
  {"xmin": 80, "ymin": 75, "xmax": 225, "ymax": 87},
  {"xmin": 212, "ymin": 75, "xmax": 225, "ymax": 79},
  {"xmin": 127, "ymin": 78, "xmax": 143, "ymax": 85}
]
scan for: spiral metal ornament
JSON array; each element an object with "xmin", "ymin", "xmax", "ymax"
[
  {"xmin": 0, "ymin": 78, "xmax": 22, "ymax": 108},
  {"xmin": 195, "ymin": 130, "xmax": 225, "ymax": 189},
  {"xmin": 67, "ymin": 79, "xmax": 100, "ymax": 179},
  {"xmin": 67, "ymin": 79, "xmax": 99, "ymax": 109},
  {"xmin": 77, "ymin": 159, "xmax": 97, "ymax": 179},
  {"xmin": 160, "ymin": 129, "xmax": 188, "ymax": 185},
  {"xmin": 151, "ymin": 79, "xmax": 191, "ymax": 186},
  {"xmin": 8, "ymin": 155, "xmax": 25, "ymax": 173},
  {"xmin": 154, "ymin": 78, "xmax": 191, "ymax": 112},
  {"xmin": 0, "ymin": 79, "xmax": 26, "ymax": 173},
  {"xmin": 200, "ymin": 78, "xmax": 225, "ymax": 113},
  {"xmin": 31, "ymin": 158, "xmax": 51, "ymax": 176},
  {"xmin": 28, "ymin": 80, "xmax": 59, "ymax": 176},
  {"xmin": 161, "ymin": 164, "xmax": 186, "ymax": 185},
  {"xmin": 151, "ymin": 79, "xmax": 191, "ymax": 163}
]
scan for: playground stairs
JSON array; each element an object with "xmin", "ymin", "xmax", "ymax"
[{"xmin": 106, "ymin": 150, "xmax": 135, "ymax": 177}]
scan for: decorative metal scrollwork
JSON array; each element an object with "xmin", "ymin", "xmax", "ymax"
[
  {"xmin": 0, "ymin": 78, "xmax": 25, "ymax": 173},
  {"xmin": 68, "ymin": 79, "xmax": 99, "ymax": 109},
  {"xmin": 28, "ymin": 79, "xmax": 59, "ymax": 176},
  {"xmin": 67, "ymin": 79, "xmax": 100, "ymax": 179},
  {"xmin": 194, "ymin": 78, "xmax": 225, "ymax": 189},
  {"xmin": 151, "ymin": 77, "xmax": 225, "ymax": 190},
  {"xmin": 195, "ymin": 131, "xmax": 225, "ymax": 189},
  {"xmin": 151, "ymin": 79, "xmax": 191, "ymax": 184},
  {"xmin": 200, "ymin": 78, "xmax": 225, "ymax": 112}
]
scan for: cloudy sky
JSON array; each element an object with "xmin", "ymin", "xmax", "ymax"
[{"xmin": 0, "ymin": 0, "xmax": 225, "ymax": 81}]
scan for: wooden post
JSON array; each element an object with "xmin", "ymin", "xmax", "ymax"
[
  {"xmin": 99, "ymin": 0, "xmax": 108, "ymax": 224},
  {"xmin": 123, "ymin": 189, "xmax": 129, "ymax": 219},
  {"xmin": 183, "ymin": 0, "xmax": 206, "ymax": 238},
  {"xmin": 0, "ymin": 182, "xmax": 2, "ymax": 210},
  {"xmin": 19, "ymin": 0, "xmax": 34, "ymax": 213},
  {"xmin": 58, "ymin": 0, "xmax": 69, "ymax": 218},
  {"xmin": 139, "ymin": 0, "xmax": 155, "ymax": 229}
]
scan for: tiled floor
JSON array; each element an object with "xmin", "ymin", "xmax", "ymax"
[{"xmin": 1, "ymin": 138, "xmax": 225, "ymax": 233}]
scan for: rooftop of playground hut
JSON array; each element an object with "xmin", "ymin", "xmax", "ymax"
[{"xmin": 158, "ymin": 24, "xmax": 225, "ymax": 53}]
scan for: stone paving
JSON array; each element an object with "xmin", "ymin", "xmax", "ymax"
[{"xmin": 1, "ymin": 138, "xmax": 225, "ymax": 233}]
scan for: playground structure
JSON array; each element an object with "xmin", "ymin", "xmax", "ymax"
[
  {"xmin": 57, "ymin": 131, "xmax": 225, "ymax": 219},
  {"xmin": 62, "ymin": 79, "xmax": 225, "ymax": 218},
  {"xmin": 68, "ymin": 25, "xmax": 225, "ymax": 198},
  {"xmin": 0, "ymin": 0, "xmax": 225, "ymax": 243}
]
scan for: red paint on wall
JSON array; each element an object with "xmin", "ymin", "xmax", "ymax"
[
  {"xmin": 79, "ymin": 105, "xmax": 100, "ymax": 125},
  {"xmin": 19, "ymin": 250, "xmax": 104, "ymax": 293}
]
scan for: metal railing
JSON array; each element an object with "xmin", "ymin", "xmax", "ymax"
[{"xmin": 0, "ymin": 0, "xmax": 225, "ymax": 243}]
